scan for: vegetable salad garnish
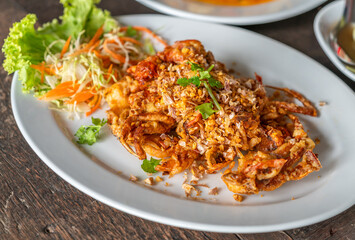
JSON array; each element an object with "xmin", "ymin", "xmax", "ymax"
[{"xmin": 2, "ymin": 0, "xmax": 167, "ymax": 118}]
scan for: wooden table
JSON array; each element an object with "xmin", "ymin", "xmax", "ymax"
[{"xmin": 0, "ymin": 0, "xmax": 354, "ymax": 239}]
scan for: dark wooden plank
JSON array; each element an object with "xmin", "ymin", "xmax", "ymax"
[
  {"xmin": 0, "ymin": 0, "xmax": 354, "ymax": 239},
  {"xmin": 14, "ymin": 0, "xmax": 157, "ymax": 23},
  {"xmin": 237, "ymin": 231, "xmax": 293, "ymax": 240},
  {"xmin": 286, "ymin": 206, "xmax": 355, "ymax": 240}
]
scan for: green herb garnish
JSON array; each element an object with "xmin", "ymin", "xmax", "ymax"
[
  {"xmin": 195, "ymin": 102, "xmax": 218, "ymax": 119},
  {"xmin": 126, "ymin": 26, "xmax": 137, "ymax": 37},
  {"xmin": 203, "ymin": 81, "xmax": 221, "ymax": 110},
  {"xmin": 141, "ymin": 157, "xmax": 161, "ymax": 173},
  {"xmin": 177, "ymin": 77, "xmax": 190, "ymax": 87},
  {"xmin": 75, "ymin": 117, "xmax": 107, "ymax": 145},
  {"xmin": 208, "ymin": 77, "xmax": 223, "ymax": 89},
  {"xmin": 190, "ymin": 76, "xmax": 201, "ymax": 87},
  {"xmin": 177, "ymin": 76, "xmax": 201, "ymax": 87},
  {"xmin": 188, "ymin": 61, "xmax": 203, "ymax": 71},
  {"xmin": 176, "ymin": 62, "xmax": 223, "ymax": 117}
]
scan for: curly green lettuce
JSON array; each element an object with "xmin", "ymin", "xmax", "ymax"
[{"xmin": 2, "ymin": 0, "xmax": 117, "ymax": 93}]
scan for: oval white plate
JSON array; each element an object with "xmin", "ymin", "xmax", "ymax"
[
  {"xmin": 314, "ymin": 0, "xmax": 355, "ymax": 82},
  {"xmin": 137, "ymin": 0, "xmax": 327, "ymax": 25},
  {"xmin": 12, "ymin": 15, "xmax": 355, "ymax": 233}
]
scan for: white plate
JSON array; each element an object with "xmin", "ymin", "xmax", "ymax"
[
  {"xmin": 137, "ymin": 0, "xmax": 327, "ymax": 25},
  {"xmin": 314, "ymin": 0, "xmax": 355, "ymax": 82},
  {"xmin": 12, "ymin": 14, "xmax": 355, "ymax": 233}
]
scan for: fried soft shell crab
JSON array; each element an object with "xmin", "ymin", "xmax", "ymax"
[{"xmin": 104, "ymin": 40, "xmax": 321, "ymax": 196}]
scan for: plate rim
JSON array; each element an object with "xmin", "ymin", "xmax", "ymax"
[
  {"xmin": 136, "ymin": 0, "xmax": 327, "ymax": 25},
  {"xmin": 11, "ymin": 14, "xmax": 355, "ymax": 233}
]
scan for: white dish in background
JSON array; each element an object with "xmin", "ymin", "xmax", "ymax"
[
  {"xmin": 314, "ymin": 0, "xmax": 355, "ymax": 82},
  {"xmin": 11, "ymin": 14, "xmax": 355, "ymax": 233},
  {"xmin": 137, "ymin": 0, "xmax": 327, "ymax": 25}
]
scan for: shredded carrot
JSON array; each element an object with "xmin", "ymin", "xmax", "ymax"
[
  {"xmin": 39, "ymin": 81, "xmax": 79, "ymax": 101},
  {"xmin": 104, "ymin": 64, "xmax": 115, "ymax": 82},
  {"xmin": 86, "ymin": 94, "xmax": 102, "ymax": 116},
  {"xmin": 119, "ymin": 37, "xmax": 143, "ymax": 46},
  {"xmin": 107, "ymin": 64, "xmax": 113, "ymax": 74},
  {"xmin": 69, "ymin": 48, "xmax": 85, "ymax": 57},
  {"xmin": 53, "ymin": 81, "xmax": 76, "ymax": 89},
  {"xmin": 40, "ymin": 64, "xmax": 45, "ymax": 83},
  {"xmin": 94, "ymin": 50, "xmax": 110, "ymax": 60},
  {"xmin": 88, "ymin": 25, "xmax": 104, "ymax": 48},
  {"xmin": 105, "ymin": 63, "xmax": 113, "ymax": 80},
  {"xmin": 103, "ymin": 39, "xmax": 127, "ymax": 63},
  {"xmin": 69, "ymin": 41, "xmax": 100, "ymax": 57},
  {"xmin": 60, "ymin": 36, "xmax": 72, "ymax": 58},
  {"xmin": 69, "ymin": 25, "xmax": 104, "ymax": 57},
  {"xmin": 88, "ymin": 94, "xmax": 98, "ymax": 107},
  {"xmin": 31, "ymin": 63, "xmax": 59, "ymax": 75},
  {"xmin": 39, "ymin": 87, "xmax": 78, "ymax": 101},
  {"xmin": 32, "ymin": 62, "xmax": 46, "ymax": 83},
  {"xmin": 66, "ymin": 90, "xmax": 94, "ymax": 104},
  {"xmin": 44, "ymin": 67, "xmax": 57, "ymax": 75},
  {"xmin": 89, "ymin": 40, "xmax": 101, "ymax": 51},
  {"xmin": 120, "ymin": 26, "xmax": 168, "ymax": 47}
]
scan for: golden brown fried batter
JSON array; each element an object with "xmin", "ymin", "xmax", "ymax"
[{"xmin": 104, "ymin": 40, "xmax": 321, "ymax": 196}]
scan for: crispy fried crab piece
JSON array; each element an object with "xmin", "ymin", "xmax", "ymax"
[
  {"xmin": 118, "ymin": 112, "xmax": 175, "ymax": 160},
  {"xmin": 266, "ymin": 86, "xmax": 318, "ymax": 117},
  {"xmin": 222, "ymin": 114, "xmax": 321, "ymax": 195},
  {"xmin": 156, "ymin": 144, "xmax": 201, "ymax": 176}
]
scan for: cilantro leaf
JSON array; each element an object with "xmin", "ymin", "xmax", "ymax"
[
  {"xmin": 177, "ymin": 76, "xmax": 201, "ymax": 87},
  {"xmin": 199, "ymin": 70, "xmax": 210, "ymax": 80},
  {"xmin": 195, "ymin": 102, "xmax": 217, "ymax": 119},
  {"xmin": 125, "ymin": 26, "xmax": 137, "ymax": 37},
  {"xmin": 190, "ymin": 76, "xmax": 201, "ymax": 87},
  {"xmin": 91, "ymin": 117, "xmax": 107, "ymax": 126},
  {"xmin": 208, "ymin": 77, "xmax": 223, "ymax": 89},
  {"xmin": 177, "ymin": 77, "xmax": 190, "ymax": 87},
  {"xmin": 75, "ymin": 117, "xmax": 107, "ymax": 145},
  {"xmin": 141, "ymin": 157, "xmax": 161, "ymax": 173},
  {"xmin": 188, "ymin": 61, "xmax": 203, "ymax": 71}
]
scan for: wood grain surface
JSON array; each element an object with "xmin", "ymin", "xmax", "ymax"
[{"xmin": 0, "ymin": 0, "xmax": 354, "ymax": 239}]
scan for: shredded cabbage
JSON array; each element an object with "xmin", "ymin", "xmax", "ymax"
[{"xmin": 2, "ymin": 0, "xmax": 117, "ymax": 93}]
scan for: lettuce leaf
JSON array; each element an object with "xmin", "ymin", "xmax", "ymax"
[
  {"xmin": 2, "ymin": 0, "xmax": 117, "ymax": 93},
  {"xmin": 2, "ymin": 14, "xmax": 55, "ymax": 92}
]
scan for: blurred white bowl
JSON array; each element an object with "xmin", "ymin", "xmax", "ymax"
[
  {"xmin": 138, "ymin": 0, "xmax": 327, "ymax": 25},
  {"xmin": 314, "ymin": 0, "xmax": 355, "ymax": 82}
]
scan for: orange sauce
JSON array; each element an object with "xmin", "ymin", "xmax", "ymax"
[{"xmin": 194, "ymin": 0, "xmax": 274, "ymax": 6}]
